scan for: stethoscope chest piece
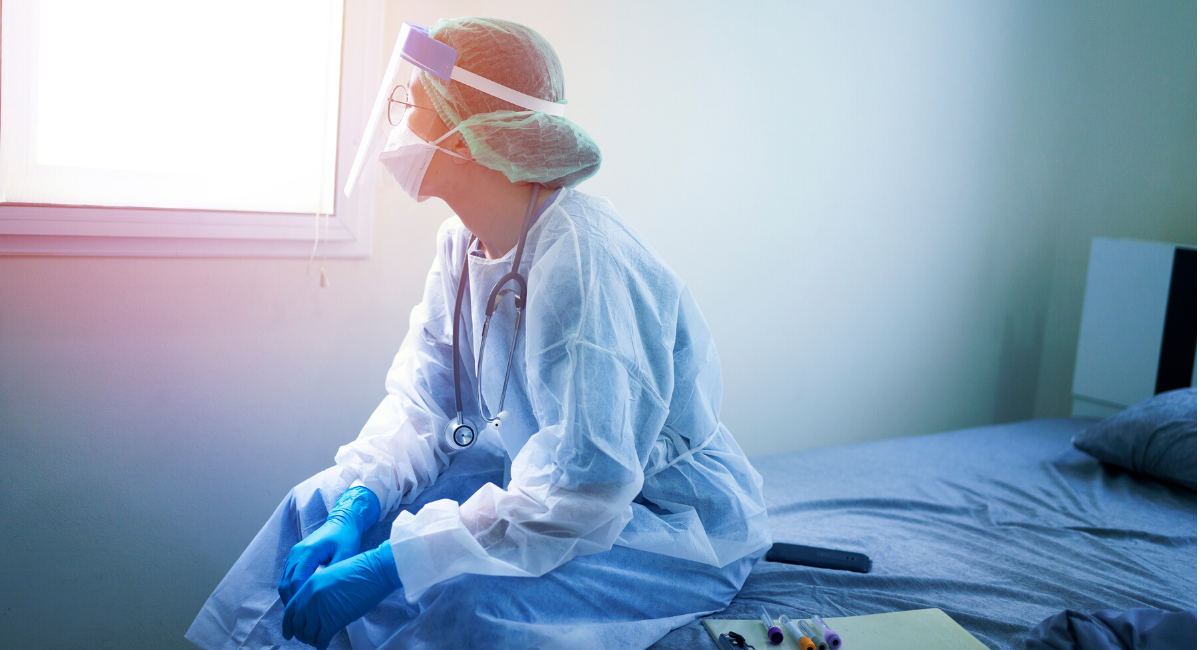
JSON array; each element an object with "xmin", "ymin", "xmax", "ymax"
[{"xmin": 445, "ymin": 417, "xmax": 476, "ymax": 449}]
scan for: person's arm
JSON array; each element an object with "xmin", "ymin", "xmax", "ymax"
[
  {"xmin": 333, "ymin": 219, "xmax": 473, "ymax": 516},
  {"xmin": 279, "ymin": 220, "xmax": 470, "ymax": 606},
  {"xmin": 385, "ymin": 229, "xmax": 671, "ymax": 601},
  {"xmin": 277, "ymin": 224, "xmax": 474, "ymax": 641}
]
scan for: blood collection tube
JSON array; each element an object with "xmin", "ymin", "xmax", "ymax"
[
  {"xmin": 759, "ymin": 606, "xmax": 784, "ymax": 645},
  {"xmin": 779, "ymin": 615, "xmax": 815, "ymax": 650},
  {"xmin": 799, "ymin": 619, "xmax": 827, "ymax": 650},
  {"xmin": 812, "ymin": 616, "xmax": 842, "ymax": 649}
]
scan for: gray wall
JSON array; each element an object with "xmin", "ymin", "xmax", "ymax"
[{"xmin": 0, "ymin": 1, "xmax": 1194, "ymax": 648}]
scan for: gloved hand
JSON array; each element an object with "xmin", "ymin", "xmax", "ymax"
[
  {"xmin": 282, "ymin": 540, "xmax": 403, "ymax": 650},
  {"xmin": 278, "ymin": 486, "xmax": 381, "ymax": 606}
]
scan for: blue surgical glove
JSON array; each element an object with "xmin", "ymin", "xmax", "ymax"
[
  {"xmin": 281, "ymin": 540, "xmax": 402, "ymax": 650},
  {"xmin": 278, "ymin": 486, "xmax": 381, "ymax": 606}
]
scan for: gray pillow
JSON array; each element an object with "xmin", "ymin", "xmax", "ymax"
[{"xmin": 1072, "ymin": 387, "xmax": 1197, "ymax": 490}]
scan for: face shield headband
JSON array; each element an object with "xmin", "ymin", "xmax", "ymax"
[{"xmin": 344, "ymin": 22, "xmax": 567, "ymax": 197}]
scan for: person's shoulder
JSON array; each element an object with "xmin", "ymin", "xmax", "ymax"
[
  {"xmin": 552, "ymin": 188, "xmax": 623, "ymax": 235},
  {"xmin": 556, "ymin": 187, "xmax": 618, "ymax": 215},
  {"xmin": 530, "ymin": 190, "xmax": 694, "ymax": 354},
  {"xmin": 549, "ymin": 190, "xmax": 655, "ymax": 258},
  {"xmin": 537, "ymin": 189, "xmax": 686, "ymax": 300}
]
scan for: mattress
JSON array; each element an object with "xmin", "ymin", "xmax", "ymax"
[{"xmin": 651, "ymin": 418, "xmax": 1197, "ymax": 649}]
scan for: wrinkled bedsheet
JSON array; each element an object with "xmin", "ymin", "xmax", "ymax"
[
  {"xmin": 651, "ymin": 419, "xmax": 1196, "ymax": 650},
  {"xmin": 1026, "ymin": 607, "xmax": 1196, "ymax": 649}
]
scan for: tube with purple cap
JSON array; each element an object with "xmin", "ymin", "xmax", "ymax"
[
  {"xmin": 812, "ymin": 615, "xmax": 842, "ymax": 649},
  {"xmin": 759, "ymin": 606, "xmax": 784, "ymax": 645}
]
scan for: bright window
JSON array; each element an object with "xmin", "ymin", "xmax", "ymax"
[{"xmin": 0, "ymin": 0, "xmax": 382, "ymax": 257}]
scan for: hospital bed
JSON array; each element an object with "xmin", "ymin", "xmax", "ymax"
[{"xmin": 650, "ymin": 418, "xmax": 1197, "ymax": 650}]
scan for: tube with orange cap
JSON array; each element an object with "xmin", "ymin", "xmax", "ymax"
[{"xmin": 779, "ymin": 615, "xmax": 816, "ymax": 650}]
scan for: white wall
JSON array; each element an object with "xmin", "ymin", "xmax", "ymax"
[{"xmin": 0, "ymin": 2, "xmax": 1194, "ymax": 648}]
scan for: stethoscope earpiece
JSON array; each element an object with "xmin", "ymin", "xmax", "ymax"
[{"xmin": 489, "ymin": 411, "xmax": 509, "ymax": 431}]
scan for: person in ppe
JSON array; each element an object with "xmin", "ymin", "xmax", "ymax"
[{"xmin": 186, "ymin": 16, "xmax": 770, "ymax": 650}]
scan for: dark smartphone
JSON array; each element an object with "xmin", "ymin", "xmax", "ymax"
[{"xmin": 765, "ymin": 542, "xmax": 872, "ymax": 573}]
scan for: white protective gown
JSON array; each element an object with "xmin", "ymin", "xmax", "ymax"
[{"xmin": 333, "ymin": 187, "xmax": 770, "ymax": 602}]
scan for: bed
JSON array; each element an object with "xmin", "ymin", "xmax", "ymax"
[{"xmin": 651, "ymin": 418, "xmax": 1197, "ymax": 650}]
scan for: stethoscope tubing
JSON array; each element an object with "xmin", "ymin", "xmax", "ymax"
[{"xmin": 447, "ymin": 184, "xmax": 542, "ymax": 448}]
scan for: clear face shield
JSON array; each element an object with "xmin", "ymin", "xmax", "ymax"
[{"xmin": 342, "ymin": 22, "xmax": 567, "ymax": 199}]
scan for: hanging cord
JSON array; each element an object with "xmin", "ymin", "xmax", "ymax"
[
  {"xmin": 307, "ymin": 204, "xmax": 330, "ymax": 288},
  {"xmin": 306, "ymin": 0, "xmax": 337, "ymax": 288},
  {"xmin": 306, "ymin": 107, "xmax": 330, "ymax": 287}
]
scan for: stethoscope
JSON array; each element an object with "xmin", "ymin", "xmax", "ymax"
[{"xmin": 444, "ymin": 185, "xmax": 542, "ymax": 449}]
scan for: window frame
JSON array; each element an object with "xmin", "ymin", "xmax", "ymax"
[{"xmin": 0, "ymin": 0, "xmax": 383, "ymax": 258}]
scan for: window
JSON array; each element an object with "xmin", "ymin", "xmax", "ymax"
[{"xmin": 0, "ymin": 0, "xmax": 382, "ymax": 257}]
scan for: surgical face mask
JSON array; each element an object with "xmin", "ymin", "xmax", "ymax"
[{"xmin": 378, "ymin": 122, "xmax": 471, "ymax": 202}]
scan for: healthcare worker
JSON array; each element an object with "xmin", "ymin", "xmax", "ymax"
[{"xmin": 187, "ymin": 17, "xmax": 769, "ymax": 650}]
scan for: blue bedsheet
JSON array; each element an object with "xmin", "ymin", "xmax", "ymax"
[
  {"xmin": 1026, "ymin": 607, "xmax": 1196, "ymax": 649},
  {"xmin": 651, "ymin": 418, "xmax": 1197, "ymax": 650}
]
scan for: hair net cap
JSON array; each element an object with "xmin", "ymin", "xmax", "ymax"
[{"xmin": 419, "ymin": 17, "xmax": 601, "ymax": 189}]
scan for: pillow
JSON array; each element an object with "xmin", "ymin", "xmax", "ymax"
[{"xmin": 1072, "ymin": 387, "xmax": 1197, "ymax": 490}]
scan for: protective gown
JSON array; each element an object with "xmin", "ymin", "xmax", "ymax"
[{"xmin": 187, "ymin": 188, "xmax": 770, "ymax": 650}]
